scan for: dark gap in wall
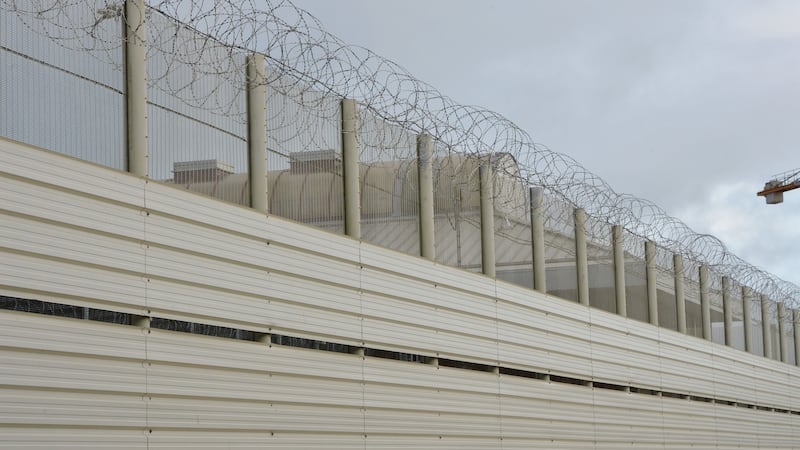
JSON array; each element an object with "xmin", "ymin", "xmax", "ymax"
[
  {"xmin": 630, "ymin": 387, "xmax": 658, "ymax": 396},
  {"xmin": 364, "ymin": 347, "xmax": 429, "ymax": 363},
  {"xmin": 550, "ymin": 374, "xmax": 591, "ymax": 386},
  {"xmin": 0, "ymin": 296, "xmax": 131, "ymax": 324},
  {"xmin": 499, "ymin": 366, "xmax": 549, "ymax": 380},
  {"xmin": 595, "ymin": 381, "xmax": 630, "ymax": 392},
  {"xmin": 2, "ymin": 295, "xmax": 798, "ymax": 417},
  {"xmin": 271, "ymin": 334, "xmax": 351, "ymax": 353},
  {"xmin": 150, "ymin": 317, "xmax": 256, "ymax": 341},
  {"xmin": 661, "ymin": 391, "xmax": 688, "ymax": 399},
  {"xmin": 438, "ymin": 358, "xmax": 494, "ymax": 373}
]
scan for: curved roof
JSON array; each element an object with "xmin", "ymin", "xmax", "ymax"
[{"xmin": 167, "ymin": 153, "xmax": 527, "ymax": 222}]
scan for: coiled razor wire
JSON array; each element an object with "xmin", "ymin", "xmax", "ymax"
[{"xmin": 3, "ymin": 0, "xmax": 798, "ymax": 314}]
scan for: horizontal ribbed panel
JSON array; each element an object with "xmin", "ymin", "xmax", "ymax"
[
  {"xmin": 1, "ymin": 138, "xmax": 800, "ymax": 447},
  {"xmin": 1, "ymin": 311, "xmax": 799, "ymax": 448}
]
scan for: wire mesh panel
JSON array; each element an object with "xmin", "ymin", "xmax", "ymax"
[
  {"xmin": 266, "ymin": 73, "xmax": 343, "ymax": 233},
  {"xmin": 267, "ymin": 77, "xmax": 342, "ymax": 156},
  {"xmin": 542, "ymin": 193, "xmax": 577, "ymax": 302},
  {"xmin": 655, "ymin": 246, "xmax": 677, "ymax": 331},
  {"xmin": 624, "ymin": 231, "xmax": 648, "ymax": 323},
  {"xmin": 358, "ymin": 107, "xmax": 419, "ymax": 255},
  {"xmin": 709, "ymin": 270, "xmax": 725, "ymax": 345},
  {"xmin": 586, "ymin": 217, "xmax": 615, "ymax": 313},
  {"xmin": 0, "ymin": 5, "xmax": 124, "ymax": 169},
  {"xmin": 4, "ymin": 0, "xmax": 800, "ymax": 363},
  {"xmin": 146, "ymin": 10, "xmax": 248, "ymax": 206},
  {"xmin": 492, "ymin": 155, "xmax": 528, "ymax": 223},
  {"xmin": 494, "ymin": 183, "xmax": 532, "ymax": 289},
  {"xmin": 433, "ymin": 151, "xmax": 482, "ymax": 271},
  {"xmin": 491, "ymin": 155, "xmax": 532, "ymax": 289}
]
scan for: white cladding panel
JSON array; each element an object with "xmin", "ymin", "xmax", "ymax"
[
  {"xmin": 2, "ymin": 310, "xmax": 799, "ymax": 448},
  {"xmin": 1, "ymin": 139, "xmax": 800, "ymax": 447}
]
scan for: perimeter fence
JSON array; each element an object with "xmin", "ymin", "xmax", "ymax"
[{"xmin": 1, "ymin": 0, "xmax": 798, "ymax": 361}]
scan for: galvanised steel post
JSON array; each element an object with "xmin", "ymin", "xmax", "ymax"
[
  {"xmin": 742, "ymin": 286, "xmax": 753, "ymax": 353},
  {"xmin": 479, "ymin": 160, "xmax": 496, "ymax": 278},
  {"xmin": 761, "ymin": 294, "xmax": 773, "ymax": 359},
  {"xmin": 341, "ymin": 98, "xmax": 361, "ymax": 239},
  {"xmin": 722, "ymin": 276, "xmax": 733, "ymax": 346},
  {"xmin": 417, "ymin": 133, "xmax": 435, "ymax": 260},
  {"xmin": 794, "ymin": 309, "xmax": 800, "ymax": 366},
  {"xmin": 612, "ymin": 225, "xmax": 627, "ymax": 317},
  {"xmin": 777, "ymin": 302, "xmax": 787, "ymax": 363},
  {"xmin": 674, "ymin": 254, "xmax": 686, "ymax": 334},
  {"xmin": 529, "ymin": 187, "xmax": 546, "ymax": 293},
  {"xmin": 574, "ymin": 208, "xmax": 589, "ymax": 306},
  {"xmin": 699, "ymin": 265, "xmax": 711, "ymax": 341},
  {"xmin": 246, "ymin": 53, "xmax": 268, "ymax": 212},
  {"xmin": 645, "ymin": 240, "xmax": 658, "ymax": 326},
  {"xmin": 124, "ymin": 0, "xmax": 148, "ymax": 177}
]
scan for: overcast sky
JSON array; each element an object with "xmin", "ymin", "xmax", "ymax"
[{"xmin": 296, "ymin": 0, "xmax": 800, "ymax": 284}]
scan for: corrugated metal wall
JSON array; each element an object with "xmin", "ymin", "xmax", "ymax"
[{"xmin": 1, "ymin": 138, "xmax": 799, "ymax": 448}]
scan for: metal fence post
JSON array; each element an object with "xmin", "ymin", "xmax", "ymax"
[
  {"xmin": 530, "ymin": 187, "xmax": 546, "ymax": 293},
  {"xmin": 761, "ymin": 294, "xmax": 773, "ymax": 359},
  {"xmin": 612, "ymin": 225, "xmax": 627, "ymax": 317},
  {"xmin": 742, "ymin": 286, "xmax": 753, "ymax": 353},
  {"xmin": 574, "ymin": 208, "xmax": 589, "ymax": 306},
  {"xmin": 722, "ymin": 276, "xmax": 733, "ymax": 346},
  {"xmin": 124, "ymin": 0, "xmax": 148, "ymax": 177},
  {"xmin": 778, "ymin": 302, "xmax": 787, "ymax": 363},
  {"xmin": 674, "ymin": 254, "xmax": 686, "ymax": 334},
  {"xmin": 341, "ymin": 98, "xmax": 360, "ymax": 239},
  {"xmin": 479, "ymin": 160, "xmax": 496, "ymax": 277},
  {"xmin": 699, "ymin": 265, "xmax": 711, "ymax": 341},
  {"xmin": 645, "ymin": 240, "xmax": 658, "ymax": 326},
  {"xmin": 417, "ymin": 133, "xmax": 435, "ymax": 260},
  {"xmin": 794, "ymin": 309, "xmax": 800, "ymax": 366},
  {"xmin": 246, "ymin": 53, "xmax": 268, "ymax": 212}
]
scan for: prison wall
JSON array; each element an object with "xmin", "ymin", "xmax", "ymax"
[{"xmin": 1, "ymin": 137, "xmax": 799, "ymax": 449}]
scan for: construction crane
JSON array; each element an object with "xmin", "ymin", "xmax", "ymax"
[{"xmin": 757, "ymin": 168, "xmax": 800, "ymax": 204}]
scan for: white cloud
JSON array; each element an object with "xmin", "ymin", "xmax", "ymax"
[{"xmin": 296, "ymin": 0, "xmax": 800, "ymax": 287}]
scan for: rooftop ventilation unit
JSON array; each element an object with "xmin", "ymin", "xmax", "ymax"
[
  {"xmin": 173, "ymin": 159, "xmax": 235, "ymax": 184},
  {"xmin": 289, "ymin": 150, "xmax": 341, "ymax": 174}
]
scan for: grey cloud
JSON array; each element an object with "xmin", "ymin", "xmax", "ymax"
[{"xmin": 298, "ymin": 0, "xmax": 800, "ymax": 284}]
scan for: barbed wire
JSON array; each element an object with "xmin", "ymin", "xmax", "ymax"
[{"xmin": 3, "ymin": 0, "xmax": 798, "ymax": 314}]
